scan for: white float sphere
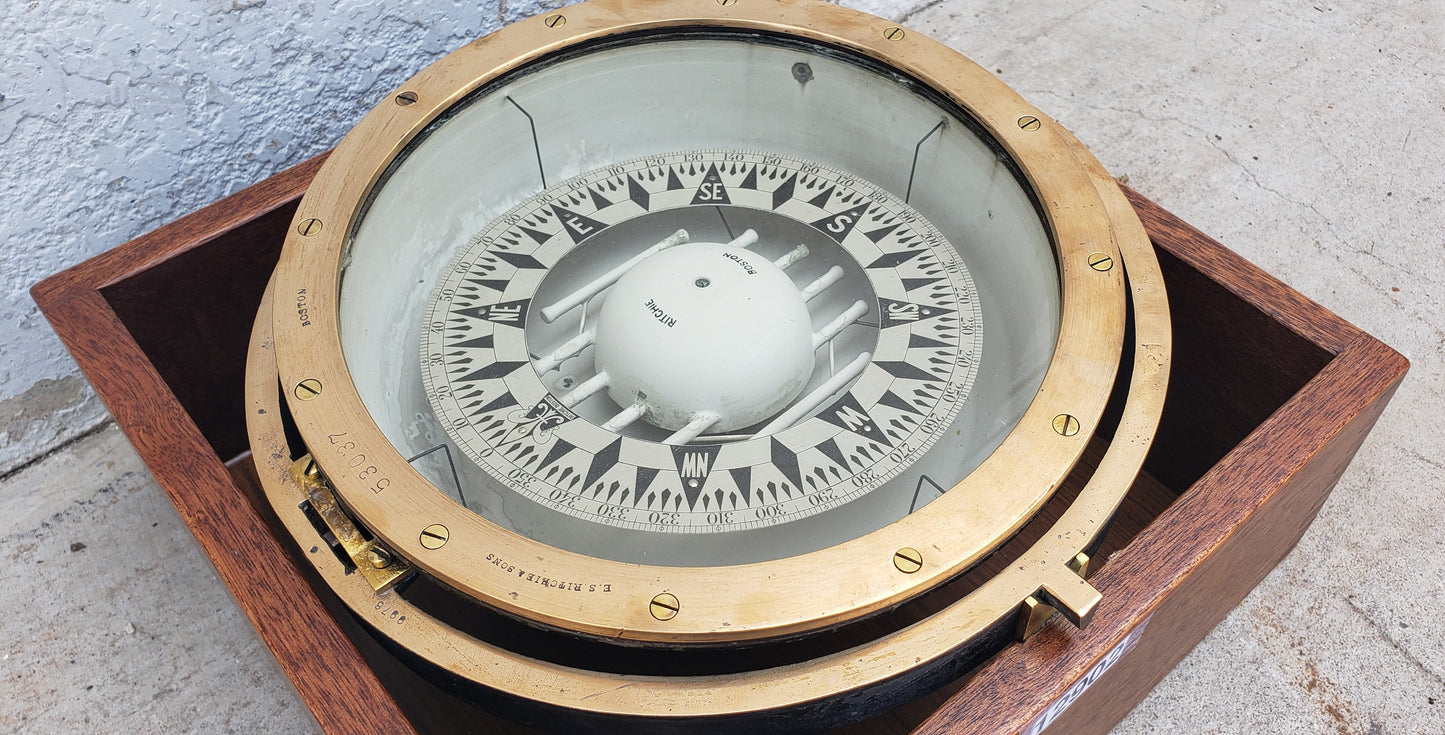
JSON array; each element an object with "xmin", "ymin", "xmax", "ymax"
[{"xmin": 593, "ymin": 242, "xmax": 815, "ymax": 432}]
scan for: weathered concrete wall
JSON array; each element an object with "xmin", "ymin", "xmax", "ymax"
[{"xmin": 1, "ymin": 0, "xmax": 566, "ymax": 473}]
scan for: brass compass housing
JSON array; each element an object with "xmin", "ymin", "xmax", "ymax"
[{"xmin": 246, "ymin": 0, "xmax": 1170, "ymax": 728}]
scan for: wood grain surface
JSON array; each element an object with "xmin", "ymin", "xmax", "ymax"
[
  {"xmin": 909, "ymin": 191, "xmax": 1408, "ymax": 735},
  {"xmin": 32, "ymin": 154, "xmax": 421, "ymax": 735}
]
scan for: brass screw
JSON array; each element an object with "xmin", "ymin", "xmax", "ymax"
[
  {"xmin": 1053, "ymin": 413, "xmax": 1081, "ymax": 436},
  {"xmin": 1018, "ymin": 115, "xmax": 1042, "ymax": 131},
  {"xmin": 883, "ymin": 26, "xmax": 906, "ymax": 41},
  {"xmin": 543, "ymin": 13, "xmax": 566, "ymax": 27},
  {"xmin": 717, "ymin": 0, "xmax": 737, "ymax": 5},
  {"xmin": 395, "ymin": 90, "xmax": 418, "ymax": 106},
  {"xmin": 893, "ymin": 547, "xmax": 923, "ymax": 574},
  {"xmin": 368, "ymin": 547, "xmax": 392, "ymax": 569},
  {"xmin": 419, "ymin": 524, "xmax": 449, "ymax": 549},
  {"xmin": 296, "ymin": 218, "xmax": 323, "ymax": 236},
  {"xmin": 293, "ymin": 379, "xmax": 323, "ymax": 401},
  {"xmin": 1088, "ymin": 252, "xmax": 1114, "ymax": 272},
  {"xmin": 650, "ymin": 592, "xmax": 680, "ymax": 621}
]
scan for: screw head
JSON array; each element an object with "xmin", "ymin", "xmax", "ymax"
[
  {"xmin": 1088, "ymin": 252, "xmax": 1115, "ymax": 272},
  {"xmin": 368, "ymin": 547, "xmax": 392, "ymax": 569},
  {"xmin": 1018, "ymin": 115, "xmax": 1042, "ymax": 131},
  {"xmin": 296, "ymin": 218, "xmax": 323, "ymax": 236},
  {"xmin": 883, "ymin": 26, "xmax": 906, "ymax": 41},
  {"xmin": 293, "ymin": 379, "xmax": 322, "ymax": 401},
  {"xmin": 717, "ymin": 0, "xmax": 738, "ymax": 5},
  {"xmin": 893, "ymin": 547, "xmax": 923, "ymax": 574},
  {"xmin": 1052, "ymin": 414, "xmax": 1081, "ymax": 437},
  {"xmin": 650, "ymin": 592, "xmax": 680, "ymax": 621},
  {"xmin": 419, "ymin": 524, "xmax": 449, "ymax": 550},
  {"xmin": 543, "ymin": 13, "xmax": 566, "ymax": 27},
  {"xmin": 395, "ymin": 90, "xmax": 418, "ymax": 106}
]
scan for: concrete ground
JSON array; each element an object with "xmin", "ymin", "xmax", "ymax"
[{"xmin": 2, "ymin": 0, "xmax": 1440, "ymax": 733}]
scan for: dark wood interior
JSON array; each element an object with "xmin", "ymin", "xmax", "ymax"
[{"xmin": 100, "ymin": 201, "xmax": 295, "ymax": 460}]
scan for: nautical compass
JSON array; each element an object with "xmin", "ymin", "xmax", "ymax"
[
  {"xmin": 245, "ymin": 0, "xmax": 1170, "ymax": 728},
  {"xmin": 418, "ymin": 149, "xmax": 985, "ymax": 563}
]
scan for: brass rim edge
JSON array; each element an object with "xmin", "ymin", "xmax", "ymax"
[
  {"xmin": 268, "ymin": 0, "xmax": 1127, "ymax": 643},
  {"xmin": 245, "ymin": 160, "xmax": 1168, "ymax": 717},
  {"xmin": 1056, "ymin": 126, "xmax": 1174, "ymax": 551}
]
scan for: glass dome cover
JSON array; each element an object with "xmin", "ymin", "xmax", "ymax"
[{"xmin": 263, "ymin": 0, "xmax": 1150, "ymax": 656}]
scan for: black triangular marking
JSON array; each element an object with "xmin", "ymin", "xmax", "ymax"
[
  {"xmin": 908, "ymin": 333, "xmax": 951, "ymax": 349},
  {"xmin": 867, "ymin": 250, "xmax": 923, "ymax": 269},
  {"xmin": 672, "ymin": 444, "xmax": 722, "ymax": 509},
  {"xmin": 536, "ymin": 438, "xmax": 577, "ymax": 472},
  {"xmin": 495, "ymin": 251, "xmax": 547, "ymax": 270},
  {"xmin": 878, "ymin": 298, "xmax": 948, "ymax": 328},
  {"xmin": 877, "ymin": 389, "xmax": 922, "ymax": 416},
  {"xmin": 478, "ymin": 392, "xmax": 519, "ymax": 413},
  {"xmin": 739, "ymin": 167, "xmax": 758, "ymax": 190},
  {"xmin": 728, "ymin": 466, "xmax": 752, "ymax": 499},
  {"xmin": 451, "ymin": 334, "xmax": 495, "ymax": 350},
  {"xmin": 817, "ymin": 393, "xmax": 893, "ymax": 447},
  {"xmin": 582, "ymin": 438, "xmax": 622, "ymax": 491},
  {"xmin": 770, "ymin": 437, "xmax": 804, "ymax": 491},
  {"xmin": 666, "ymin": 168, "xmax": 685, "ymax": 191},
  {"xmin": 807, "ymin": 185, "xmax": 834, "ymax": 209},
  {"xmin": 690, "ymin": 163, "xmax": 731, "ymax": 205},
  {"xmin": 771, "ymin": 174, "xmax": 797, "ymax": 210},
  {"xmin": 635, "ymin": 466, "xmax": 660, "ymax": 500},
  {"xmin": 902, "ymin": 277, "xmax": 943, "ymax": 292},
  {"xmin": 876, "ymin": 361, "xmax": 939, "ymax": 382},
  {"xmin": 589, "ymin": 188, "xmax": 614, "ymax": 210},
  {"xmin": 465, "ymin": 278, "xmax": 511, "ymax": 292},
  {"xmin": 455, "ymin": 299, "xmax": 530, "ymax": 328},
  {"xmin": 518, "ymin": 227, "xmax": 553, "ymax": 246},
  {"xmin": 550, "ymin": 204, "xmax": 608, "ymax": 243},
  {"xmin": 627, "ymin": 175, "xmax": 650, "ymax": 210},
  {"xmin": 809, "ymin": 202, "xmax": 870, "ymax": 244},
  {"xmin": 815, "ymin": 437, "xmax": 850, "ymax": 470},
  {"xmin": 456, "ymin": 361, "xmax": 527, "ymax": 383},
  {"xmin": 864, "ymin": 223, "xmax": 901, "ymax": 243}
]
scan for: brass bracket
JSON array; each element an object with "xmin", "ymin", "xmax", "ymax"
[
  {"xmin": 289, "ymin": 455, "xmax": 413, "ymax": 592},
  {"xmin": 1017, "ymin": 552, "xmax": 1099, "ymax": 640}
]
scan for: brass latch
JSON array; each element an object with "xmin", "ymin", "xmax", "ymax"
[
  {"xmin": 1017, "ymin": 552, "xmax": 1100, "ymax": 641},
  {"xmin": 290, "ymin": 455, "xmax": 413, "ymax": 592}
]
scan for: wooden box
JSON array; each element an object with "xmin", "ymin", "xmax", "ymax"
[{"xmin": 32, "ymin": 153, "xmax": 1407, "ymax": 734}]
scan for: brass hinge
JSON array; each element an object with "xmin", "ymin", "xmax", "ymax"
[{"xmin": 290, "ymin": 455, "xmax": 413, "ymax": 592}]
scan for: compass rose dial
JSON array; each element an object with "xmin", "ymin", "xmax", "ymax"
[{"xmin": 422, "ymin": 150, "xmax": 982, "ymax": 534}]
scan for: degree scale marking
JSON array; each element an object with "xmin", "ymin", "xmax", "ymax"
[{"xmin": 420, "ymin": 151, "xmax": 983, "ymax": 534}]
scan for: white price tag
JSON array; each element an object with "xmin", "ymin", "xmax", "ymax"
[{"xmin": 1021, "ymin": 615, "xmax": 1153, "ymax": 735}]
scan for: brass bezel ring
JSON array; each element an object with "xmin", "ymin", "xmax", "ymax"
[
  {"xmin": 245, "ymin": 131, "xmax": 1168, "ymax": 719},
  {"xmin": 269, "ymin": 0, "xmax": 1131, "ymax": 644}
]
